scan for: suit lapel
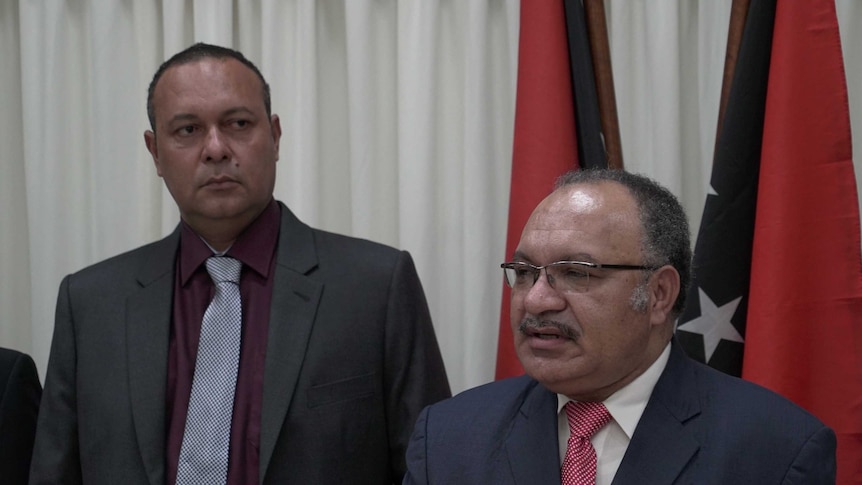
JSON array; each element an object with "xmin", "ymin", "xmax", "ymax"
[
  {"xmin": 612, "ymin": 342, "xmax": 701, "ymax": 484},
  {"xmin": 127, "ymin": 230, "xmax": 180, "ymax": 485},
  {"xmin": 259, "ymin": 204, "xmax": 323, "ymax": 481},
  {"xmin": 505, "ymin": 382, "xmax": 561, "ymax": 484}
]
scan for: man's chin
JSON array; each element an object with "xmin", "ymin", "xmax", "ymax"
[
  {"xmin": 519, "ymin": 352, "xmax": 592, "ymax": 389},
  {"xmin": 195, "ymin": 198, "xmax": 257, "ymax": 220}
]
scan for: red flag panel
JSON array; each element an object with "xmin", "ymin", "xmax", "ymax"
[
  {"xmin": 742, "ymin": 1, "xmax": 862, "ymax": 482},
  {"xmin": 496, "ymin": 0, "xmax": 579, "ymax": 379}
]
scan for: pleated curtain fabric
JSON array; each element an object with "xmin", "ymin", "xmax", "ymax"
[{"xmin": 177, "ymin": 256, "xmax": 243, "ymax": 485}]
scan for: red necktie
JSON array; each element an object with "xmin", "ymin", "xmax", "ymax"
[{"xmin": 561, "ymin": 401, "xmax": 612, "ymax": 485}]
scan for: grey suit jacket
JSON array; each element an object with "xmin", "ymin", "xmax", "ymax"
[
  {"xmin": 404, "ymin": 341, "xmax": 835, "ymax": 484},
  {"xmin": 30, "ymin": 202, "xmax": 450, "ymax": 485}
]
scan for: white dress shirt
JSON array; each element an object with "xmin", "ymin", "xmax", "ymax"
[{"xmin": 557, "ymin": 343, "xmax": 671, "ymax": 485}]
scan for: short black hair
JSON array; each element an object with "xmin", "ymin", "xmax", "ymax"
[
  {"xmin": 555, "ymin": 169, "xmax": 693, "ymax": 317},
  {"xmin": 146, "ymin": 42, "xmax": 271, "ymax": 130}
]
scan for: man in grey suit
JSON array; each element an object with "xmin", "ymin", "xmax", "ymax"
[
  {"xmin": 30, "ymin": 42, "xmax": 450, "ymax": 485},
  {"xmin": 404, "ymin": 169, "xmax": 835, "ymax": 484}
]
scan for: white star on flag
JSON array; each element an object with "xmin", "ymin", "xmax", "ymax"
[
  {"xmin": 677, "ymin": 288, "xmax": 744, "ymax": 362},
  {"xmin": 708, "ymin": 183, "xmax": 718, "ymax": 197}
]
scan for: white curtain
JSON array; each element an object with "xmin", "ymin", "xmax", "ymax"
[{"xmin": 1, "ymin": 0, "xmax": 859, "ymax": 395}]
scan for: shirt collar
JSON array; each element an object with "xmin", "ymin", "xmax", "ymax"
[
  {"xmin": 179, "ymin": 199, "xmax": 281, "ymax": 285},
  {"xmin": 557, "ymin": 342, "xmax": 671, "ymax": 439}
]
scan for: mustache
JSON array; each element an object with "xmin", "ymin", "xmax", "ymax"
[{"xmin": 518, "ymin": 317, "xmax": 580, "ymax": 341}]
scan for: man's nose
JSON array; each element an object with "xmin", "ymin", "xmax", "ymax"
[
  {"xmin": 521, "ymin": 268, "xmax": 567, "ymax": 315},
  {"xmin": 202, "ymin": 127, "xmax": 230, "ymax": 162}
]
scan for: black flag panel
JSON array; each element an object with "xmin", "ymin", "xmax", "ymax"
[{"xmin": 675, "ymin": 0, "xmax": 776, "ymax": 377}]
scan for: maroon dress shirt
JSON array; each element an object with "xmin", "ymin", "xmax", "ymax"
[{"xmin": 165, "ymin": 200, "xmax": 280, "ymax": 485}]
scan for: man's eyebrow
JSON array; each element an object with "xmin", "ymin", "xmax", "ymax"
[
  {"xmin": 221, "ymin": 107, "xmax": 256, "ymax": 118},
  {"xmin": 509, "ymin": 251, "xmax": 595, "ymax": 262},
  {"xmin": 166, "ymin": 113, "xmax": 199, "ymax": 125},
  {"xmin": 165, "ymin": 107, "xmax": 257, "ymax": 126}
]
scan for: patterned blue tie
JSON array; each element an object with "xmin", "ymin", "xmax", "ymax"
[{"xmin": 177, "ymin": 256, "xmax": 242, "ymax": 485}]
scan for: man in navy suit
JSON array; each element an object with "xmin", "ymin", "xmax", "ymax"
[
  {"xmin": 0, "ymin": 347, "xmax": 41, "ymax": 485},
  {"xmin": 404, "ymin": 169, "xmax": 835, "ymax": 484}
]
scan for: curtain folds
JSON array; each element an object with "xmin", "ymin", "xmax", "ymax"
[{"xmin": 0, "ymin": 0, "xmax": 859, "ymax": 394}]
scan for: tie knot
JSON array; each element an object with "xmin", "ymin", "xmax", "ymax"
[
  {"xmin": 565, "ymin": 401, "xmax": 611, "ymax": 439},
  {"xmin": 205, "ymin": 256, "xmax": 242, "ymax": 284}
]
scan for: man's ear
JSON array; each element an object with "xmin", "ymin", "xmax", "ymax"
[
  {"xmin": 270, "ymin": 114, "xmax": 282, "ymax": 161},
  {"xmin": 648, "ymin": 265, "xmax": 680, "ymax": 326},
  {"xmin": 144, "ymin": 130, "xmax": 163, "ymax": 176}
]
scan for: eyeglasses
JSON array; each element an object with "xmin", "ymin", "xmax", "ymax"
[{"xmin": 500, "ymin": 260, "xmax": 655, "ymax": 293}]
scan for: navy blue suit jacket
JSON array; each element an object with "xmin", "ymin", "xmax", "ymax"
[{"xmin": 405, "ymin": 342, "xmax": 835, "ymax": 484}]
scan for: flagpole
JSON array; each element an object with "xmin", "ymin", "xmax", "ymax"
[
  {"xmin": 583, "ymin": 0, "xmax": 624, "ymax": 170},
  {"xmin": 715, "ymin": 0, "xmax": 751, "ymax": 152}
]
